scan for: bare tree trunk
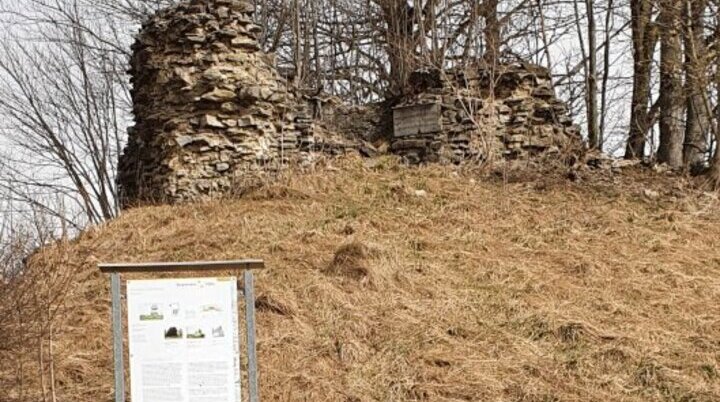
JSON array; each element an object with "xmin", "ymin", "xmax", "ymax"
[
  {"xmin": 706, "ymin": 10, "xmax": 720, "ymax": 187},
  {"xmin": 683, "ymin": 0, "xmax": 710, "ymax": 170},
  {"xmin": 585, "ymin": 0, "xmax": 601, "ymax": 149},
  {"xmin": 657, "ymin": 0, "xmax": 685, "ymax": 167},
  {"xmin": 709, "ymin": 150, "xmax": 720, "ymax": 186},
  {"xmin": 536, "ymin": 0, "xmax": 554, "ymax": 71},
  {"xmin": 626, "ymin": 0, "xmax": 658, "ymax": 159},
  {"xmin": 600, "ymin": 0, "xmax": 615, "ymax": 144},
  {"xmin": 482, "ymin": 0, "xmax": 500, "ymax": 66},
  {"xmin": 708, "ymin": 98, "xmax": 720, "ymax": 184},
  {"xmin": 293, "ymin": 0, "xmax": 304, "ymax": 86},
  {"xmin": 376, "ymin": 0, "xmax": 416, "ymax": 97},
  {"xmin": 312, "ymin": 0, "xmax": 322, "ymax": 89}
]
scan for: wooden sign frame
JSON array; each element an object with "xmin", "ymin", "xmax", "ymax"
[{"xmin": 99, "ymin": 260, "xmax": 265, "ymax": 402}]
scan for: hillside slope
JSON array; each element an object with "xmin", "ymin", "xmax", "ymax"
[{"xmin": 2, "ymin": 157, "xmax": 720, "ymax": 402}]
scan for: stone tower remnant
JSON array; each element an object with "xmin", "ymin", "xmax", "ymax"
[{"xmin": 118, "ymin": 0, "xmax": 320, "ymax": 205}]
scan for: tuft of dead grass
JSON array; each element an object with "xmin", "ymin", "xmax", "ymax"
[
  {"xmin": 255, "ymin": 293, "xmax": 296, "ymax": 317},
  {"xmin": 324, "ymin": 242, "xmax": 373, "ymax": 282},
  {"xmin": 1, "ymin": 156, "xmax": 720, "ymax": 402}
]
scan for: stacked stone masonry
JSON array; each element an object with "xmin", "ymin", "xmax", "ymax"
[
  {"xmin": 117, "ymin": 0, "xmax": 583, "ymax": 205},
  {"xmin": 391, "ymin": 62, "xmax": 583, "ymax": 164},
  {"xmin": 118, "ymin": 0, "xmax": 359, "ymax": 205}
]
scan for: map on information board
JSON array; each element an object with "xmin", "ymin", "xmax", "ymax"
[{"xmin": 127, "ymin": 278, "xmax": 241, "ymax": 402}]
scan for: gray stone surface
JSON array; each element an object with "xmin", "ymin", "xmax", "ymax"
[{"xmin": 392, "ymin": 63, "xmax": 583, "ymax": 164}]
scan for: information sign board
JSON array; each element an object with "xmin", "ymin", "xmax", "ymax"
[
  {"xmin": 127, "ymin": 277, "xmax": 241, "ymax": 402},
  {"xmin": 393, "ymin": 103, "xmax": 442, "ymax": 137}
]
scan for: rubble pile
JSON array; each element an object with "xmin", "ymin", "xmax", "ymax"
[
  {"xmin": 118, "ymin": 0, "xmax": 346, "ymax": 205},
  {"xmin": 295, "ymin": 92, "xmax": 381, "ymax": 154},
  {"xmin": 391, "ymin": 62, "xmax": 582, "ymax": 164}
]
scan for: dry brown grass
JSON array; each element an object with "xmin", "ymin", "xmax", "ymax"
[
  {"xmin": 324, "ymin": 242, "xmax": 374, "ymax": 282},
  {"xmin": 2, "ymin": 156, "xmax": 720, "ymax": 402}
]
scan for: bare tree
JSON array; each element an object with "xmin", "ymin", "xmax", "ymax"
[
  {"xmin": 599, "ymin": 0, "xmax": 616, "ymax": 149},
  {"xmin": 583, "ymin": 0, "xmax": 601, "ymax": 149},
  {"xmin": 482, "ymin": 0, "xmax": 501, "ymax": 66},
  {"xmin": 705, "ymin": 0, "xmax": 720, "ymax": 186},
  {"xmin": 657, "ymin": 0, "xmax": 684, "ymax": 167},
  {"xmin": 0, "ymin": 1, "xmax": 132, "ymax": 226},
  {"xmin": 0, "ymin": 0, "xmax": 184, "ymax": 228},
  {"xmin": 683, "ymin": 0, "xmax": 711, "ymax": 170},
  {"xmin": 626, "ymin": 0, "xmax": 658, "ymax": 159}
]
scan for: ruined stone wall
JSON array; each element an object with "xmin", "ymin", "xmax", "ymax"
[
  {"xmin": 391, "ymin": 63, "xmax": 582, "ymax": 164},
  {"xmin": 117, "ymin": 0, "xmax": 582, "ymax": 205},
  {"xmin": 294, "ymin": 92, "xmax": 380, "ymax": 154},
  {"xmin": 118, "ymin": 0, "xmax": 325, "ymax": 205}
]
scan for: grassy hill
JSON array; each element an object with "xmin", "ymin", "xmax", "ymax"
[{"xmin": 2, "ymin": 156, "xmax": 720, "ymax": 401}]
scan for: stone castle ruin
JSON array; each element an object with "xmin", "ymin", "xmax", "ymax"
[
  {"xmin": 391, "ymin": 63, "xmax": 582, "ymax": 164},
  {"xmin": 117, "ymin": 0, "xmax": 357, "ymax": 204},
  {"xmin": 117, "ymin": 0, "xmax": 583, "ymax": 205}
]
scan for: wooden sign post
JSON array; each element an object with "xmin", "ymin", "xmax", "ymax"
[{"xmin": 99, "ymin": 260, "xmax": 265, "ymax": 402}]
